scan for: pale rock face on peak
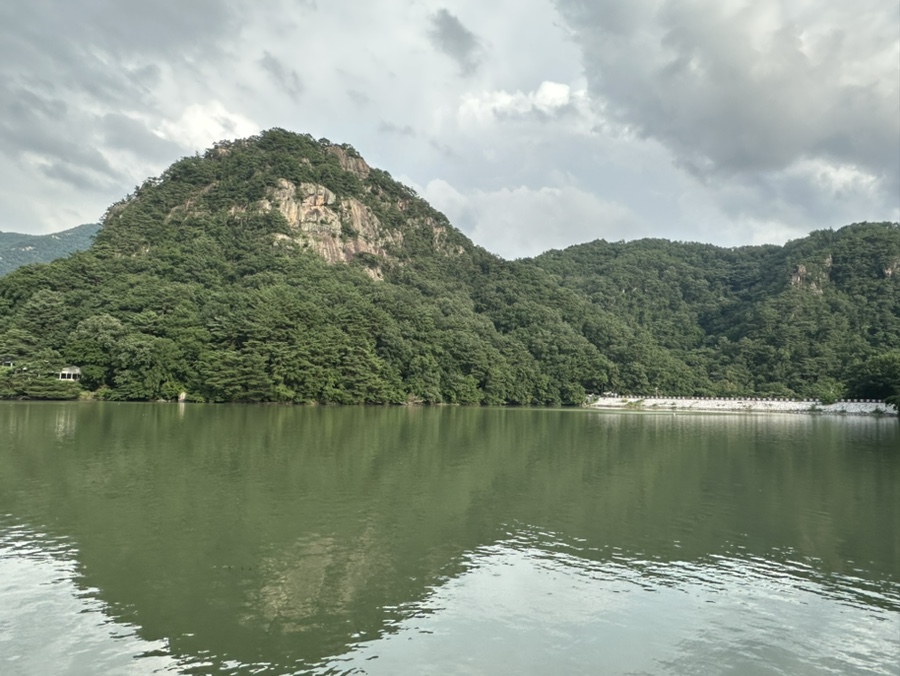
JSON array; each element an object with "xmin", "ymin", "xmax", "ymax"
[
  {"xmin": 297, "ymin": 182, "xmax": 337, "ymax": 207},
  {"xmin": 261, "ymin": 179, "xmax": 403, "ymax": 279},
  {"xmin": 325, "ymin": 146, "xmax": 371, "ymax": 180}
]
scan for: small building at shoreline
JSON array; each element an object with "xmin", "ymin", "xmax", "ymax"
[{"xmin": 57, "ymin": 366, "xmax": 81, "ymax": 381}]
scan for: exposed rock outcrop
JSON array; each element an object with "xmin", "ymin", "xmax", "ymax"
[
  {"xmin": 790, "ymin": 262, "xmax": 827, "ymax": 294},
  {"xmin": 262, "ymin": 179, "xmax": 403, "ymax": 279},
  {"xmin": 326, "ymin": 146, "xmax": 371, "ymax": 180}
]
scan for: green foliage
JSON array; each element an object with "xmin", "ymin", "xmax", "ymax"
[
  {"xmin": 0, "ymin": 347, "xmax": 80, "ymax": 400},
  {"xmin": 0, "ymin": 130, "xmax": 896, "ymax": 405},
  {"xmin": 885, "ymin": 394, "xmax": 899, "ymax": 413},
  {"xmin": 0, "ymin": 223, "xmax": 100, "ymax": 277},
  {"xmin": 848, "ymin": 350, "xmax": 900, "ymax": 403},
  {"xmin": 530, "ymin": 223, "xmax": 900, "ymax": 400}
]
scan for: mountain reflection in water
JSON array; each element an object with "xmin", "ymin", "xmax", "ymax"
[
  {"xmin": 0, "ymin": 403, "xmax": 897, "ymax": 675},
  {"xmin": 328, "ymin": 528, "xmax": 899, "ymax": 676}
]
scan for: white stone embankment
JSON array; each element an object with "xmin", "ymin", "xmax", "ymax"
[{"xmin": 586, "ymin": 396, "xmax": 897, "ymax": 416}]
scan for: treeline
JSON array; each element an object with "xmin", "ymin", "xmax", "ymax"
[
  {"xmin": 0, "ymin": 129, "xmax": 897, "ymax": 406},
  {"xmin": 0, "ymin": 247, "xmax": 611, "ymax": 405}
]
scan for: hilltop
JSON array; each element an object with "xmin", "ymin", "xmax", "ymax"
[{"xmin": 0, "ymin": 129, "xmax": 897, "ymax": 404}]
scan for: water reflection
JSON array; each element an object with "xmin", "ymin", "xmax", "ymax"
[
  {"xmin": 328, "ymin": 527, "xmax": 900, "ymax": 676},
  {"xmin": 0, "ymin": 524, "xmax": 177, "ymax": 675},
  {"xmin": 0, "ymin": 403, "xmax": 897, "ymax": 674},
  {"xmin": 6, "ymin": 521, "xmax": 894, "ymax": 676}
]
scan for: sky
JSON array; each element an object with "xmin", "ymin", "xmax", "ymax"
[{"xmin": 0, "ymin": 0, "xmax": 897, "ymax": 259}]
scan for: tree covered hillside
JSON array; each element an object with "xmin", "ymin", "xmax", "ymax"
[
  {"xmin": 529, "ymin": 223, "xmax": 900, "ymax": 402},
  {"xmin": 0, "ymin": 129, "xmax": 897, "ymax": 405},
  {"xmin": 0, "ymin": 223, "xmax": 99, "ymax": 277}
]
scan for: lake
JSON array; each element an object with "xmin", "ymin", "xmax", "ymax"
[{"xmin": 0, "ymin": 403, "xmax": 897, "ymax": 675}]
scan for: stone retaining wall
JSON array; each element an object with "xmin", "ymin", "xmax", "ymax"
[{"xmin": 585, "ymin": 396, "xmax": 896, "ymax": 416}]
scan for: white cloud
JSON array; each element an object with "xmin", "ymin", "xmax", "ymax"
[
  {"xmin": 419, "ymin": 178, "xmax": 469, "ymax": 221},
  {"xmin": 787, "ymin": 159, "xmax": 882, "ymax": 201},
  {"xmin": 458, "ymin": 81, "xmax": 576, "ymax": 124},
  {"xmin": 423, "ymin": 179, "xmax": 644, "ymax": 258},
  {"xmin": 156, "ymin": 101, "xmax": 259, "ymax": 153}
]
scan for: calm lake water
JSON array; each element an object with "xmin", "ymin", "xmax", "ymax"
[{"xmin": 0, "ymin": 403, "xmax": 897, "ymax": 675}]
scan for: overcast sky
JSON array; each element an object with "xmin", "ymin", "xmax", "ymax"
[{"xmin": 1, "ymin": 0, "xmax": 897, "ymax": 258}]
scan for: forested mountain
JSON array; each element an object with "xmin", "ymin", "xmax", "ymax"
[
  {"xmin": 0, "ymin": 222, "xmax": 99, "ymax": 276},
  {"xmin": 529, "ymin": 224, "xmax": 900, "ymax": 403},
  {"xmin": 0, "ymin": 129, "xmax": 897, "ymax": 405}
]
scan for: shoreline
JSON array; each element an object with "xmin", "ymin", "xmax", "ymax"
[{"xmin": 585, "ymin": 396, "xmax": 897, "ymax": 417}]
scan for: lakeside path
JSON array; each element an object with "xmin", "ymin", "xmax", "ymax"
[{"xmin": 586, "ymin": 396, "xmax": 897, "ymax": 417}]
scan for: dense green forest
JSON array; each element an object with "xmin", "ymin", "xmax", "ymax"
[
  {"xmin": 0, "ymin": 222, "xmax": 99, "ymax": 276},
  {"xmin": 0, "ymin": 129, "xmax": 897, "ymax": 406}
]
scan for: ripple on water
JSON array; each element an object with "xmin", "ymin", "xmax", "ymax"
[
  {"xmin": 1, "ymin": 523, "xmax": 898, "ymax": 675},
  {"xmin": 0, "ymin": 524, "xmax": 179, "ymax": 676},
  {"xmin": 321, "ymin": 526, "xmax": 900, "ymax": 676}
]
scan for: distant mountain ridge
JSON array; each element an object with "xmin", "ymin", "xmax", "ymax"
[
  {"xmin": 0, "ymin": 223, "xmax": 100, "ymax": 276},
  {"xmin": 0, "ymin": 128, "xmax": 896, "ymax": 404}
]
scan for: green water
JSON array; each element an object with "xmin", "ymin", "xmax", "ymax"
[{"xmin": 0, "ymin": 403, "xmax": 897, "ymax": 675}]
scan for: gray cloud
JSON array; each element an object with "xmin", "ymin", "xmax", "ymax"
[
  {"xmin": 0, "ymin": 1, "xmax": 234, "ymax": 109},
  {"xmin": 0, "ymin": 0, "xmax": 894, "ymax": 255},
  {"xmin": 378, "ymin": 121, "xmax": 415, "ymax": 137},
  {"xmin": 0, "ymin": 83, "xmax": 116, "ymax": 180},
  {"xmin": 428, "ymin": 9, "xmax": 483, "ymax": 76},
  {"xmin": 0, "ymin": 0, "xmax": 245, "ymax": 230},
  {"xmin": 5, "ymin": 86, "xmax": 68, "ymax": 122},
  {"xmin": 555, "ymin": 0, "xmax": 900, "ymax": 198},
  {"xmin": 3, "ymin": 0, "xmax": 236, "ymax": 58},
  {"xmin": 259, "ymin": 51, "xmax": 304, "ymax": 101},
  {"xmin": 0, "ymin": 0, "xmax": 239, "ymax": 136},
  {"xmin": 101, "ymin": 113, "xmax": 183, "ymax": 161},
  {"xmin": 41, "ymin": 162, "xmax": 117, "ymax": 192},
  {"xmin": 347, "ymin": 89, "xmax": 371, "ymax": 107},
  {"xmin": 428, "ymin": 138, "xmax": 459, "ymax": 159}
]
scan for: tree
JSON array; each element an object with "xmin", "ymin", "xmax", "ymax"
[
  {"xmin": 847, "ymin": 350, "xmax": 900, "ymax": 403},
  {"xmin": 65, "ymin": 314, "xmax": 127, "ymax": 390}
]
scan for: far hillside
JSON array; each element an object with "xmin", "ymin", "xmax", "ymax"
[
  {"xmin": 528, "ymin": 222, "xmax": 900, "ymax": 402},
  {"xmin": 0, "ymin": 223, "xmax": 100, "ymax": 276}
]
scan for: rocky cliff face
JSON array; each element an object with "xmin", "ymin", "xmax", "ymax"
[
  {"xmin": 326, "ymin": 145, "xmax": 371, "ymax": 179},
  {"xmin": 790, "ymin": 262, "xmax": 828, "ymax": 294},
  {"xmin": 261, "ymin": 179, "xmax": 403, "ymax": 279}
]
